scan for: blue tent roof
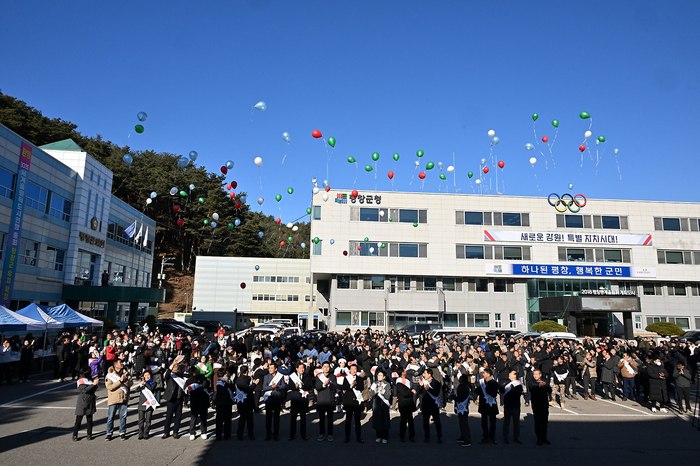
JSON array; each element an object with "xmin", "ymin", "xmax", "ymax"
[
  {"xmin": 0, "ymin": 305, "xmax": 46, "ymax": 332},
  {"xmin": 45, "ymin": 304, "xmax": 103, "ymax": 328},
  {"xmin": 16, "ymin": 303, "xmax": 64, "ymax": 329}
]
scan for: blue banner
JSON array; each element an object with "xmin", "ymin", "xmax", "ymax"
[{"xmin": 512, "ymin": 264, "xmax": 631, "ymax": 278}]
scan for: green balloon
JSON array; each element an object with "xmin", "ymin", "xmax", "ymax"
[
  {"xmin": 306, "ymin": 207, "xmax": 312, "ymax": 214},
  {"xmin": 179, "ymin": 190, "xmax": 187, "ymax": 197},
  {"xmin": 388, "ymin": 218, "xmax": 393, "ymax": 222},
  {"xmin": 579, "ymin": 111, "xmax": 590, "ymax": 119},
  {"xmin": 198, "ymin": 197, "xmax": 204, "ymax": 203},
  {"xmin": 203, "ymin": 219, "xmax": 209, "ymax": 225},
  {"xmin": 416, "ymin": 150, "xmax": 424, "ymax": 157},
  {"xmin": 552, "ymin": 119, "xmax": 559, "ymax": 128},
  {"xmin": 439, "ymin": 173, "xmax": 446, "ymax": 180},
  {"xmin": 313, "ymin": 237, "xmax": 319, "ymax": 244},
  {"xmin": 597, "ymin": 135, "xmax": 606, "ymax": 142},
  {"xmin": 364, "ymin": 237, "xmax": 369, "ymax": 242},
  {"xmin": 275, "ymin": 194, "xmax": 282, "ymax": 202},
  {"xmin": 426, "ymin": 161, "xmax": 435, "ymax": 170},
  {"xmin": 413, "ymin": 222, "xmax": 418, "ymax": 227},
  {"xmin": 288, "ymin": 236, "xmax": 293, "ymax": 242},
  {"xmin": 287, "ymin": 187, "xmax": 294, "ymax": 195},
  {"xmin": 328, "ymin": 137, "xmax": 336, "ymax": 147},
  {"xmin": 227, "ymin": 223, "xmax": 234, "ymax": 229},
  {"xmin": 380, "ymin": 243, "xmax": 386, "ymax": 248},
  {"xmin": 134, "ymin": 124, "xmax": 144, "ymax": 133},
  {"xmin": 468, "ymin": 171, "xmax": 474, "ymax": 179},
  {"xmin": 365, "ymin": 164, "xmax": 373, "ymax": 172},
  {"xmin": 532, "ymin": 113, "xmax": 538, "ymax": 122},
  {"xmin": 393, "ymin": 153, "xmax": 400, "ymax": 161},
  {"xmin": 372, "ymin": 152, "xmax": 380, "ymax": 161},
  {"xmin": 347, "ymin": 156, "xmax": 356, "ymax": 163}
]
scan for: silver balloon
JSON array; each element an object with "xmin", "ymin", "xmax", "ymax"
[
  {"xmin": 322, "ymin": 179, "xmax": 329, "ymax": 188},
  {"xmin": 491, "ymin": 136, "xmax": 500, "ymax": 146},
  {"xmin": 480, "ymin": 158, "xmax": 486, "ymax": 165},
  {"xmin": 282, "ymin": 132, "xmax": 291, "ymax": 143},
  {"xmin": 170, "ymin": 187, "xmax": 178, "ymax": 195},
  {"xmin": 414, "ymin": 161, "xmax": 419, "ymax": 167},
  {"xmin": 524, "ymin": 143, "xmax": 535, "ymax": 151},
  {"xmin": 254, "ymin": 101, "xmax": 267, "ymax": 111},
  {"xmin": 437, "ymin": 162, "xmax": 443, "ymax": 170},
  {"xmin": 189, "ymin": 150, "xmax": 198, "ymax": 161},
  {"xmin": 596, "ymin": 140, "xmax": 600, "ymax": 146},
  {"xmin": 568, "ymin": 183, "xmax": 574, "ymax": 190},
  {"xmin": 614, "ymin": 148, "xmax": 619, "ymax": 155},
  {"xmin": 257, "ymin": 197, "xmax": 264, "ymax": 205},
  {"xmin": 225, "ymin": 160, "xmax": 234, "ymax": 170},
  {"xmin": 475, "ymin": 179, "xmax": 482, "ymax": 185}
]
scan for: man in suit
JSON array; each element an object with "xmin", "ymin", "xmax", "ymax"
[
  {"xmin": 161, "ymin": 360, "xmax": 187, "ymax": 439},
  {"xmin": 314, "ymin": 361, "xmax": 337, "ymax": 441},
  {"xmin": 262, "ymin": 360, "xmax": 287, "ymax": 441},
  {"xmin": 340, "ymin": 364, "xmax": 365, "ymax": 443},
  {"xmin": 475, "ymin": 369, "xmax": 499, "ymax": 444},
  {"xmin": 529, "ymin": 369, "xmax": 552, "ymax": 446},
  {"xmin": 235, "ymin": 365, "xmax": 259, "ymax": 440},
  {"xmin": 420, "ymin": 368, "xmax": 443, "ymax": 443},
  {"xmin": 288, "ymin": 361, "xmax": 314, "ymax": 441},
  {"xmin": 499, "ymin": 370, "xmax": 523, "ymax": 444}
]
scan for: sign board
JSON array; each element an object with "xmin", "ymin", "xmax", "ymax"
[
  {"xmin": 484, "ymin": 230, "xmax": 652, "ymax": 246},
  {"xmin": 486, "ymin": 263, "xmax": 656, "ymax": 278}
]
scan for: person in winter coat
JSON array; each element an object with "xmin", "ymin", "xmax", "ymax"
[
  {"xmin": 529, "ymin": 369, "xmax": 552, "ymax": 446},
  {"xmin": 105, "ymin": 358, "xmax": 132, "ymax": 440},
  {"xmin": 475, "ymin": 368, "xmax": 499, "ymax": 444},
  {"xmin": 618, "ymin": 353, "xmax": 638, "ymax": 401},
  {"xmin": 161, "ymin": 359, "xmax": 187, "ymax": 439},
  {"xmin": 453, "ymin": 374, "xmax": 471, "ymax": 447},
  {"xmin": 600, "ymin": 351, "xmax": 617, "ymax": 401},
  {"xmin": 131, "ymin": 370, "xmax": 157, "ymax": 439},
  {"xmin": 214, "ymin": 367, "xmax": 234, "ymax": 440},
  {"xmin": 581, "ymin": 352, "xmax": 597, "ymax": 400},
  {"xmin": 56, "ymin": 337, "xmax": 72, "ymax": 381},
  {"xmin": 340, "ymin": 364, "xmax": 366, "ymax": 443},
  {"xmin": 235, "ymin": 365, "xmax": 259, "ymax": 440},
  {"xmin": 672, "ymin": 361, "xmax": 692, "ymax": 413},
  {"xmin": 420, "ymin": 368, "xmax": 443, "ymax": 443},
  {"xmin": 647, "ymin": 355, "xmax": 669, "ymax": 413},
  {"xmin": 18, "ymin": 339, "xmax": 34, "ymax": 382},
  {"xmin": 314, "ymin": 361, "xmax": 337, "ymax": 441},
  {"xmin": 288, "ymin": 361, "xmax": 314, "ymax": 441},
  {"xmin": 395, "ymin": 367, "xmax": 416, "ymax": 442},
  {"xmin": 186, "ymin": 366, "xmax": 210, "ymax": 440},
  {"xmin": 499, "ymin": 370, "xmax": 523, "ymax": 445},
  {"xmin": 370, "ymin": 370, "xmax": 392, "ymax": 443},
  {"xmin": 73, "ymin": 368, "xmax": 98, "ymax": 441}
]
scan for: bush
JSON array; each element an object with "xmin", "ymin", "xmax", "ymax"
[
  {"xmin": 531, "ymin": 320, "xmax": 568, "ymax": 333},
  {"xmin": 645, "ymin": 322, "xmax": 684, "ymax": 337},
  {"xmin": 95, "ymin": 316, "xmax": 119, "ymax": 331}
]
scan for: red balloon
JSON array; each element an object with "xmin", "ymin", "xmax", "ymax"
[
  {"xmin": 579, "ymin": 145, "xmax": 586, "ymax": 152},
  {"xmin": 357, "ymin": 246, "xmax": 362, "ymax": 251},
  {"xmin": 276, "ymin": 218, "xmax": 281, "ymax": 224},
  {"xmin": 221, "ymin": 166, "xmax": 228, "ymax": 174},
  {"xmin": 226, "ymin": 184, "xmax": 231, "ymax": 190},
  {"xmin": 230, "ymin": 192, "xmax": 236, "ymax": 198},
  {"xmin": 173, "ymin": 205, "xmax": 180, "ymax": 212},
  {"xmin": 312, "ymin": 130, "xmax": 322, "ymax": 139},
  {"xmin": 240, "ymin": 282, "xmax": 246, "ymax": 289},
  {"xmin": 280, "ymin": 241, "xmax": 285, "ymax": 247},
  {"xmin": 542, "ymin": 136, "xmax": 548, "ymax": 143},
  {"xmin": 483, "ymin": 167, "xmax": 489, "ymax": 174},
  {"xmin": 498, "ymin": 161, "xmax": 505, "ymax": 169},
  {"xmin": 418, "ymin": 172, "xmax": 426, "ymax": 179},
  {"xmin": 351, "ymin": 190, "xmax": 358, "ymax": 198},
  {"xmin": 343, "ymin": 250, "xmax": 348, "ymax": 256},
  {"xmin": 231, "ymin": 181, "xmax": 238, "ymax": 189},
  {"xmin": 177, "ymin": 218, "xmax": 184, "ymax": 226},
  {"xmin": 235, "ymin": 201, "xmax": 242, "ymax": 209},
  {"xmin": 388, "ymin": 171, "xmax": 394, "ymax": 179},
  {"xmin": 325, "ymin": 186, "xmax": 331, "ymax": 192}
]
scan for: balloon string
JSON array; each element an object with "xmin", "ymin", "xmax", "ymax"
[
  {"xmin": 548, "ymin": 128, "xmax": 558, "ymax": 169},
  {"xmin": 408, "ymin": 166, "xmax": 417, "ymax": 186},
  {"xmin": 353, "ymin": 163, "xmax": 358, "ymax": 187},
  {"xmin": 282, "ymin": 153, "xmax": 287, "ymax": 165},
  {"xmin": 531, "ymin": 166, "xmax": 540, "ymax": 191},
  {"xmin": 374, "ymin": 161, "xmax": 377, "ymax": 191},
  {"xmin": 613, "ymin": 150, "xmax": 622, "ymax": 180}
]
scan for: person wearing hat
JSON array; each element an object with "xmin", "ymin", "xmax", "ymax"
[{"xmin": 73, "ymin": 368, "xmax": 98, "ymax": 441}]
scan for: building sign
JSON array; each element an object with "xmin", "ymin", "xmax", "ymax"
[
  {"xmin": 79, "ymin": 232, "xmax": 105, "ymax": 248},
  {"xmin": 486, "ymin": 263, "xmax": 656, "ymax": 278},
  {"xmin": 580, "ymin": 289, "xmax": 636, "ymax": 296},
  {"xmin": 1, "ymin": 142, "xmax": 32, "ymax": 307},
  {"xmin": 581, "ymin": 296, "xmax": 639, "ymax": 311},
  {"xmin": 483, "ymin": 230, "xmax": 652, "ymax": 246},
  {"xmin": 336, "ymin": 192, "xmax": 382, "ymax": 205}
]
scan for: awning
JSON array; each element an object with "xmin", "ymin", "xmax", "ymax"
[
  {"xmin": 16, "ymin": 303, "xmax": 64, "ymax": 329},
  {"xmin": 45, "ymin": 304, "xmax": 104, "ymax": 328},
  {"xmin": 0, "ymin": 305, "xmax": 46, "ymax": 332}
]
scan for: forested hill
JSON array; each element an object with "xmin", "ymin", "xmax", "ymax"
[{"xmin": 0, "ymin": 91, "xmax": 310, "ymax": 273}]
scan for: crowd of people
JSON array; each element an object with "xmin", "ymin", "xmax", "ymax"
[{"xmin": 2, "ymin": 324, "xmax": 698, "ymax": 446}]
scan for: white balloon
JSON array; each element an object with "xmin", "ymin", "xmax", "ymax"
[
  {"xmin": 254, "ymin": 157, "xmax": 263, "ymax": 166},
  {"xmin": 212, "ymin": 213, "xmax": 219, "ymax": 221},
  {"xmin": 447, "ymin": 165, "xmax": 454, "ymax": 172},
  {"xmin": 529, "ymin": 157, "xmax": 537, "ymax": 165},
  {"xmin": 487, "ymin": 129, "xmax": 495, "ymax": 138},
  {"xmin": 614, "ymin": 148, "xmax": 619, "ymax": 155},
  {"xmin": 292, "ymin": 225, "xmax": 299, "ymax": 232},
  {"xmin": 414, "ymin": 161, "xmax": 420, "ymax": 167},
  {"xmin": 584, "ymin": 130, "xmax": 592, "ymax": 138},
  {"xmin": 379, "ymin": 211, "xmax": 385, "ymax": 217},
  {"xmin": 286, "ymin": 222, "xmax": 293, "ymax": 229},
  {"xmin": 475, "ymin": 179, "xmax": 482, "ymax": 185},
  {"xmin": 146, "ymin": 198, "xmax": 152, "ymax": 205},
  {"xmin": 322, "ymin": 193, "xmax": 329, "ymax": 202},
  {"xmin": 313, "ymin": 187, "xmax": 320, "ymax": 194},
  {"xmin": 369, "ymin": 247, "xmax": 375, "ymax": 254}
]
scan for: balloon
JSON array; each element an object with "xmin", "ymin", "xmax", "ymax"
[
  {"xmin": 325, "ymin": 186, "xmax": 331, "ymax": 192},
  {"xmin": 584, "ymin": 130, "xmax": 592, "ymax": 139},
  {"xmin": 275, "ymin": 194, "xmax": 282, "ymax": 202},
  {"xmin": 227, "ymin": 222, "xmax": 233, "ymax": 229},
  {"xmin": 177, "ymin": 218, "xmax": 184, "ymax": 226},
  {"xmin": 177, "ymin": 157, "xmax": 189, "ymax": 167},
  {"xmin": 189, "ymin": 184, "xmax": 195, "ymax": 190},
  {"xmin": 596, "ymin": 140, "xmax": 600, "ymax": 146},
  {"xmin": 313, "ymin": 237, "xmax": 320, "ymax": 244},
  {"xmin": 369, "ymin": 247, "xmax": 375, "ymax": 254},
  {"xmin": 438, "ymin": 162, "xmax": 443, "ymax": 170},
  {"xmin": 597, "ymin": 135, "xmax": 606, "ymax": 142},
  {"xmin": 322, "ymin": 180, "xmax": 329, "ymax": 188},
  {"xmin": 413, "ymin": 222, "xmax": 418, "ymax": 227},
  {"xmin": 287, "ymin": 236, "xmax": 293, "ymax": 242},
  {"xmin": 203, "ymin": 219, "xmax": 209, "ymax": 225},
  {"xmin": 240, "ymin": 282, "xmax": 246, "ymax": 289},
  {"xmin": 173, "ymin": 205, "xmax": 180, "ymax": 212},
  {"xmin": 179, "ymin": 190, "xmax": 187, "ymax": 197},
  {"xmin": 351, "ymin": 190, "xmax": 358, "ymax": 198},
  {"xmin": 198, "ymin": 197, "xmax": 204, "ymax": 203},
  {"xmin": 542, "ymin": 136, "xmax": 548, "ymax": 143},
  {"xmin": 231, "ymin": 181, "xmax": 237, "ymax": 189},
  {"xmin": 491, "ymin": 137, "xmax": 500, "ymax": 146},
  {"xmin": 532, "ymin": 113, "xmax": 539, "ymax": 121},
  {"xmin": 292, "ymin": 225, "xmax": 298, "ymax": 232},
  {"xmin": 287, "ymin": 187, "xmax": 294, "ymax": 195},
  {"xmin": 170, "ymin": 187, "xmax": 178, "ymax": 195},
  {"xmin": 364, "ymin": 237, "xmax": 369, "ymax": 242},
  {"xmin": 372, "ymin": 152, "xmax": 380, "ymax": 161},
  {"xmin": 235, "ymin": 201, "xmax": 242, "ymax": 208},
  {"xmin": 301, "ymin": 243, "xmax": 306, "ymax": 249},
  {"xmin": 379, "ymin": 211, "xmax": 384, "ymax": 217},
  {"xmin": 418, "ymin": 172, "xmax": 426, "ymax": 179},
  {"xmin": 568, "ymin": 183, "xmax": 574, "ymax": 190},
  {"xmin": 329, "ymin": 239, "xmax": 334, "ymax": 244},
  {"xmin": 357, "ymin": 246, "xmax": 361, "ymax": 251},
  {"xmin": 123, "ymin": 154, "xmax": 133, "ymax": 165},
  {"xmin": 426, "ymin": 161, "xmax": 434, "ymax": 170},
  {"xmin": 258, "ymin": 232, "xmax": 264, "ymax": 238},
  {"xmin": 322, "ymin": 193, "xmax": 329, "ymax": 202},
  {"xmin": 189, "ymin": 151, "xmax": 198, "ymax": 161},
  {"xmin": 389, "ymin": 218, "xmax": 393, "ymax": 222},
  {"xmin": 475, "ymin": 179, "xmax": 482, "ymax": 185},
  {"xmin": 286, "ymin": 222, "xmax": 293, "ymax": 228},
  {"xmin": 393, "ymin": 153, "xmax": 400, "ymax": 161},
  {"xmin": 579, "ymin": 111, "xmax": 591, "ymax": 119},
  {"xmin": 231, "ymin": 219, "xmax": 238, "ymax": 227},
  {"xmin": 480, "ymin": 158, "xmax": 486, "ymax": 165},
  {"xmin": 254, "ymin": 101, "xmax": 266, "ymax": 111},
  {"xmin": 312, "ymin": 130, "xmax": 322, "ymax": 138},
  {"xmin": 146, "ymin": 198, "xmax": 152, "ymax": 205},
  {"xmin": 552, "ymin": 119, "xmax": 559, "ymax": 128},
  {"xmin": 381, "ymin": 243, "xmax": 386, "ymax": 248},
  {"xmin": 416, "ymin": 150, "xmax": 424, "ymax": 157},
  {"xmin": 240, "ymin": 195, "xmax": 247, "ymax": 203},
  {"xmin": 306, "ymin": 207, "xmax": 312, "ymax": 214},
  {"xmin": 212, "ymin": 213, "xmax": 219, "ymax": 221},
  {"xmin": 579, "ymin": 145, "xmax": 586, "ymax": 152},
  {"xmin": 614, "ymin": 148, "xmax": 619, "ymax": 155},
  {"xmin": 211, "ymin": 221, "xmax": 217, "ymax": 228},
  {"xmin": 313, "ymin": 187, "xmax": 319, "ymax": 194},
  {"xmin": 276, "ymin": 218, "xmax": 281, "ymax": 224},
  {"xmin": 257, "ymin": 197, "xmax": 264, "ymax": 205},
  {"xmin": 255, "ymin": 265, "xmax": 260, "ymax": 271},
  {"xmin": 343, "ymin": 250, "xmax": 348, "ymax": 256},
  {"xmin": 254, "ymin": 157, "xmax": 263, "ymax": 166},
  {"xmin": 447, "ymin": 165, "xmax": 454, "ymax": 172},
  {"xmin": 439, "ymin": 173, "xmax": 446, "ymax": 180},
  {"xmin": 498, "ymin": 161, "xmax": 505, "ymax": 169},
  {"xmin": 347, "ymin": 156, "xmax": 356, "ymax": 163},
  {"xmin": 280, "ymin": 241, "xmax": 285, "ymax": 247},
  {"xmin": 221, "ymin": 166, "xmax": 228, "ymax": 174},
  {"xmin": 529, "ymin": 157, "xmax": 537, "ymax": 165},
  {"xmin": 282, "ymin": 132, "xmax": 290, "ymax": 143},
  {"xmin": 365, "ymin": 165, "xmax": 373, "ymax": 172},
  {"xmin": 137, "ymin": 111, "xmax": 147, "ymax": 122},
  {"xmin": 483, "ymin": 167, "xmax": 489, "ymax": 174},
  {"xmin": 414, "ymin": 161, "xmax": 419, "ymax": 167},
  {"xmin": 226, "ymin": 160, "xmax": 234, "ymax": 170},
  {"xmin": 150, "ymin": 192, "xmax": 157, "ymax": 198},
  {"xmin": 467, "ymin": 171, "xmax": 474, "ymax": 179},
  {"xmin": 488, "ymin": 129, "xmax": 495, "ymax": 138},
  {"xmin": 226, "ymin": 184, "xmax": 232, "ymax": 191},
  {"xmin": 525, "ymin": 143, "xmax": 535, "ymax": 151},
  {"xmin": 134, "ymin": 124, "xmax": 144, "ymax": 133},
  {"xmin": 387, "ymin": 171, "xmax": 394, "ymax": 180},
  {"xmin": 328, "ymin": 137, "xmax": 336, "ymax": 147}
]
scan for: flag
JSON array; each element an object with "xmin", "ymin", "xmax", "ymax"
[
  {"xmin": 142, "ymin": 226, "xmax": 149, "ymax": 247},
  {"xmin": 124, "ymin": 220, "xmax": 137, "ymax": 238},
  {"xmin": 134, "ymin": 224, "xmax": 143, "ymax": 243}
]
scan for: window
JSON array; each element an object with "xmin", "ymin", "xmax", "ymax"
[
  {"xmin": 18, "ymin": 239, "xmax": 39, "ymax": 266},
  {"xmin": 618, "ymin": 281, "xmax": 635, "ymax": 291},
  {"xmin": 503, "ymin": 246, "xmax": 523, "ymax": 260},
  {"xmin": 336, "ymin": 312, "xmax": 351, "ymax": 326},
  {"xmin": 466, "ymin": 313, "xmax": 489, "ymax": 327},
  {"xmin": 662, "ymin": 217, "xmax": 681, "ymax": 231},
  {"xmin": 673, "ymin": 317, "xmax": 690, "ymax": 329},
  {"xmin": 494, "ymin": 313, "xmax": 502, "ymax": 328},
  {"xmin": 0, "ymin": 167, "xmax": 15, "ymax": 199},
  {"xmin": 399, "ymin": 243, "xmax": 418, "ymax": 257},
  {"xmin": 464, "ymin": 212, "xmax": 483, "ymax": 225},
  {"xmin": 337, "ymin": 275, "xmax": 358, "ymax": 289},
  {"xmin": 444, "ymin": 314, "xmax": 466, "ymax": 328},
  {"xmin": 565, "ymin": 215, "xmax": 584, "ymax": 228},
  {"xmin": 493, "ymin": 279, "xmax": 514, "ymax": 292},
  {"xmin": 49, "ymin": 194, "xmax": 72, "ymax": 222},
  {"xmin": 668, "ymin": 283, "xmax": 687, "ymax": 296},
  {"xmin": 603, "ymin": 249, "xmax": 623, "ymax": 263},
  {"xmin": 26, "ymin": 181, "xmax": 48, "ymax": 212},
  {"xmin": 312, "ymin": 206, "xmax": 321, "ymax": 221},
  {"xmin": 509, "ymin": 313, "xmax": 517, "ymax": 329},
  {"xmin": 304, "ymin": 295, "xmax": 316, "ymax": 302},
  {"xmin": 360, "ymin": 311, "xmax": 385, "ymax": 327},
  {"xmin": 502, "ymin": 213, "xmax": 521, "ymax": 226},
  {"xmin": 107, "ymin": 221, "xmax": 115, "ymax": 240},
  {"xmin": 567, "ymin": 248, "xmax": 586, "ymax": 262},
  {"xmin": 359, "ymin": 242, "xmax": 379, "ymax": 256},
  {"xmin": 467, "ymin": 278, "xmax": 489, "ymax": 292},
  {"xmin": 442, "ymin": 278, "xmax": 455, "ymax": 291},
  {"xmin": 601, "ymin": 216, "xmax": 620, "ymax": 229},
  {"xmin": 635, "ymin": 315, "xmax": 642, "ymax": 330},
  {"xmin": 43, "ymin": 246, "xmax": 65, "ymax": 271},
  {"xmin": 363, "ymin": 276, "xmax": 384, "ymax": 290},
  {"xmin": 423, "ymin": 277, "xmax": 437, "ymax": 291},
  {"xmin": 112, "ymin": 265, "xmax": 125, "ymax": 283},
  {"xmin": 465, "ymin": 245, "xmax": 484, "ymax": 259},
  {"xmin": 643, "ymin": 282, "xmax": 663, "ymax": 296},
  {"xmin": 399, "ymin": 209, "xmax": 418, "ymax": 223},
  {"xmin": 662, "ymin": 251, "xmax": 685, "ymax": 264},
  {"xmin": 305, "ymin": 276, "xmax": 310, "ymax": 284},
  {"xmin": 312, "ymin": 240, "xmax": 322, "ymax": 255},
  {"xmin": 392, "ymin": 276, "xmax": 411, "ymax": 292},
  {"xmin": 359, "ymin": 208, "xmax": 379, "ymax": 222}
]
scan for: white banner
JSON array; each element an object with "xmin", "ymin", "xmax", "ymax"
[{"xmin": 483, "ymin": 230, "xmax": 652, "ymax": 246}]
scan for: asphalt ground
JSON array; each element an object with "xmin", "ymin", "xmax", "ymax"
[{"xmin": 1, "ymin": 374, "xmax": 698, "ymax": 466}]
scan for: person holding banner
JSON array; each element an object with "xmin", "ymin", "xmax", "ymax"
[
  {"xmin": 395, "ymin": 367, "xmax": 416, "ymax": 442},
  {"xmin": 369, "ymin": 370, "xmax": 392, "ymax": 443},
  {"xmin": 475, "ymin": 368, "xmax": 499, "ymax": 444},
  {"xmin": 262, "ymin": 359, "xmax": 288, "ymax": 441},
  {"xmin": 105, "ymin": 358, "xmax": 133, "ymax": 441},
  {"xmin": 420, "ymin": 367, "xmax": 443, "ymax": 443},
  {"xmin": 499, "ymin": 370, "xmax": 523, "ymax": 444},
  {"xmin": 73, "ymin": 368, "xmax": 98, "ymax": 441},
  {"xmin": 288, "ymin": 361, "xmax": 313, "ymax": 441},
  {"xmin": 162, "ymin": 358, "xmax": 187, "ymax": 439},
  {"xmin": 340, "ymin": 364, "xmax": 366, "ymax": 443},
  {"xmin": 134, "ymin": 370, "xmax": 159, "ymax": 440}
]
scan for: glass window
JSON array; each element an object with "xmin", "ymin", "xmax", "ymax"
[
  {"xmin": 465, "ymin": 245, "xmax": 484, "ymax": 259},
  {"xmin": 565, "ymin": 215, "xmax": 584, "ymax": 228},
  {"xmin": 18, "ymin": 239, "xmax": 39, "ymax": 266},
  {"xmin": 399, "ymin": 209, "xmax": 418, "ymax": 223},
  {"xmin": 662, "ymin": 218, "xmax": 681, "ymax": 231},
  {"xmin": 674, "ymin": 317, "xmax": 690, "ymax": 329},
  {"xmin": 643, "ymin": 283, "xmax": 656, "ymax": 295},
  {"xmin": 336, "ymin": 312, "xmax": 351, "ymax": 326},
  {"xmin": 442, "ymin": 278, "xmax": 455, "ymax": 291},
  {"xmin": 464, "ymin": 212, "xmax": 483, "ymax": 225},
  {"xmin": 399, "ymin": 243, "xmax": 418, "ymax": 257},
  {"xmin": 494, "ymin": 279, "xmax": 507, "ymax": 292},
  {"xmin": 423, "ymin": 277, "xmax": 436, "ymax": 291},
  {"xmin": 313, "ymin": 240, "xmax": 322, "ymax": 255},
  {"xmin": 503, "ymin": 246, "xmax": 522, "ymax": 260},
  {"xmin": 665, "ymin": 251, "xmax": 684, "ymax": 264},
  {"xmin": 567, "ymin": 248, "xmax": 585, "ymax": 261},
  {"xmin": 359, "ymin": 208, "xmax": 379, "ymax": 222},
  {"xmin": 502, "ymin": 213, "xmax": 521, "ymax": 226},
  {"xmin": 371, "ymin": 276, "xmax": 384, "ymax": 290},
  {"xmin": 359, "ymin": 242, "xmax": 379, "ymax": 256},
  {"xmin": 44, "ymin": 246, "xmax": 65, "ymax": 271},
  {"xmin": 444, "ymin": 314, "xmax": 458, "ymax": 328},
  {"xmin": 26, "ymin": 181, "xmax": 48, "ymax": 212},
  {"xmin": 602, "ymin": 216, "xmax": 620, "ymax": 229},
  {"xmin": 671, "ymin": 283, "xmax": 687, "ymax": 296},
  {"xmin": 475, "ymin": 278, "xmax": 488, "ymax": 292},
  {"xmin": 49, "ymin": 194, "xmax": 72, "ymax": 222},
  {"xmin": 312, "ymin": 206, "xmax": 322, "ymax": 221},
  {"xmin": 338, "ymin": 276, "xmax": 350, "ymax": 289},
  {"xmin": 604, "ymin": 249, "xmax": 623, "ymax": 263},
  {"xmin": 0, "ymin": 167, "xmax": 15, "ymax": 199},
  {"xmin": 474, "ymin": 314, "xmax": 489, "ymax": 327}
]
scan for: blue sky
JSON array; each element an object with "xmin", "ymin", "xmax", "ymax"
[{"xmin": 1, "ymin": 1, "xmax": 699, "ymax": 222}]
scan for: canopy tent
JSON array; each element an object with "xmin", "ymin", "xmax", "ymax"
[
  {"xmin": 45, "ymin": 304, "xmax": 103, "ymax": 328},
  {"xmin": 0, "ymin": 305, "xmax": 46, "ymax": 332},
  {"xmin": 16, "ymin": 303, "xmax": 64, "ymax": 329}
]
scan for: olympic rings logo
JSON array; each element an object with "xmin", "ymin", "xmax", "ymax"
[{"xmin": 548, "ymin": 193, "xmax": 587, "ymax": 213}]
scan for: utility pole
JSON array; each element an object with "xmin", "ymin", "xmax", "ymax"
[{"xmin": 158, "ymin": 256, "xmax": 175, "ymax": 289}]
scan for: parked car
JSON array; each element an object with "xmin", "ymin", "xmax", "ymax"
[
  {"xmin": 158, "ymin": 318, "xmax": 205, "ymax": 334},
  {"xmin": 485, "ymin": 329, "xmax": 521, "ymax": 339},
  {"xmin": 679, "ymin": 330, "xmax": 700, "ymax": 344},
  {"xmin": 155, "ymin": 322, "xmax": 194, "ymax": 336},
  {"xmin": 401, "ymin": 323, "xmax": 442, "ymax": 345},
  {"xmin": 425, "ymin": 329, "xmax": 463, "ymax": 342},
  {"xmin": 234, "ymin": 326, "xmax": 279, "ymax": 340},
  {"xmin": 192, "ymin": 320, "xmax": 231, "ymax": 332},
  {"xmin": 539, "ymin": 331, "xmax": 579, "ymax": 341},
  {"xmin": 263, "ymin": 319, "xmax": 294, "ymax": 327},
  {"xmin": 511, "ymin": 331, "xmax": 542, "ymax": 340}
]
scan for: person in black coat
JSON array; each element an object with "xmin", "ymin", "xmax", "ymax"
[
  {"xmin": 647, "ymin": 355, "xmax": 669, "ymax": 413},
  {"xmin": 314, "ymin": 361, "xmax": 336, "ymax": 441},
  {"xmin": 57, "ymin": 337, "xmax": 72, "ymax": 381},
  {"xmin": 262, "ymin": 360, "xmax": 288, "ymax": 441},
  {"xmin": 529, "ymin": 369, "xmax": 552, "ymax": 446},
  {"xmin": 420, "ymin": 368, "xmax": 442, "ymax": 443},
  {"xmin": 161, "ymin": 359, "xmax": 187, "ymax": 439},
  {"xmin": 214, "ymin": 367, "xmax": 234, "ymax": 440},
  {"xmin": 395, "ymin": 368, "xmax": 416, "ymax": 442},
  {"xmin": 499, "ymin": 371, "xmax": 523, "ymax": 444},
  {"xmin": 340, "ymin": 364, "xmax": 365, "ymax": 443},
  {"xmin": 453, "ymin": 374, "xmax": 471, "ymax": 447},
  {"xmin": 235, "ymin": 365, "xmax": 259, "ymax": 440},
  {"xmin": 73, "ymin": 368, "xmax": 98, "ymax": 441},
  {"xmin": 475, "ymin": 369, "xmax": 499, "ymax": 444},
  {"xmin": 186, "ymin": 367, "xmax": 210, "ymax": 439},
  {"xmin": 18, "ymin": 339, "xmax": 34, "ymax": 382},
  {"xmin": 133, "ymin": 370, "xmax": 158, "ymax": 439},
  {"xmin": 288, "ymin": 361, "xmax": 314, "ymax": 440}
]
